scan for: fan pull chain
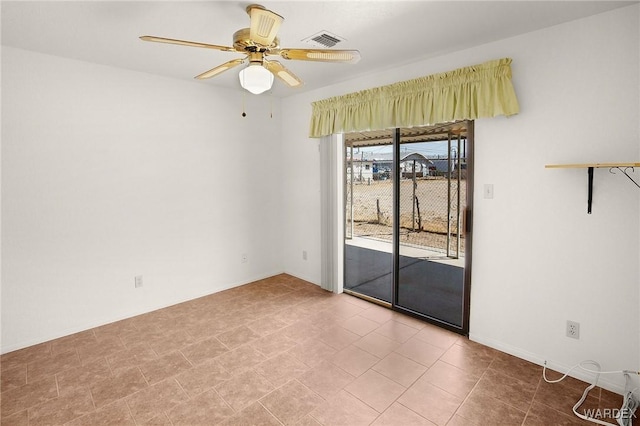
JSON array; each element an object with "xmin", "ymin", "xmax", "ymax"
[
  {"xmin": 241, "ymin": 91, "xmax": 247, "ymax": 117},
  {"xmin": 270, "ymin": 96, "xmax": 273, "ymax": 118}
]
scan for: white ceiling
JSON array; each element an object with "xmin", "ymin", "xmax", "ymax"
[{"xmin": 2, "ymin": 1, "xmax": 635, "ymax": 97}]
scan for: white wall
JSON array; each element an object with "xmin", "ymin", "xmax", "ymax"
[
  {"xmin": 281, "ymin": 5, "xmax": 640, "ymax": 393},
  {"xmin": 1, "ymin": 47, "xmax": 284, "ymax": 352}
]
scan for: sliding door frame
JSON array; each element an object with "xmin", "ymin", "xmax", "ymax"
[
  {"xmin": 338, "ymin": 121, "xmax": 474, "ymax": 335},
  {"xmin": 389, "ymin": 121, "xmax": 474, "ymax": 335}
]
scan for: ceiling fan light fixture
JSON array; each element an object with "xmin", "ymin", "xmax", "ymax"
[{"xmin": 239, "ymin": 63, "xmax": 274, "ymax": 94}]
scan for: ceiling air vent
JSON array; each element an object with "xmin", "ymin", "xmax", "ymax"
[{"xmin": 302, "ymin": 31, "xmax": 345, "ymax": 48}]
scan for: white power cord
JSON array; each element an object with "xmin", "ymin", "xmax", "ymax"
[{"xmin": 543, "ymin": 360, "xmax": 639, "ymax": 426}]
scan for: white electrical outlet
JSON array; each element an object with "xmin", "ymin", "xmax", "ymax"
[
  {"xmin": 134, "ymin": 275, "xmax": 143, "ymax": 288},
  {"xmin": 241, "ymin": 253, "xmax": 248, "ymax": 264},
  {"xmin": 302, "ymin": 250, "xmax": 307, "ymax": 260},
  {"xmin": 566, "ymin": 320, "xmax": 580, "ymax": 339}
]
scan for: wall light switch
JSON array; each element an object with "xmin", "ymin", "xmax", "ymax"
[{"xmin": 484, "ymin": 184, "xmax": 494, "ymax": 199}]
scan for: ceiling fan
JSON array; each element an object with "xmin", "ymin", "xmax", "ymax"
[{"xmin": 140, "ymin": 4, "xmax": 361, "ymax": 94}]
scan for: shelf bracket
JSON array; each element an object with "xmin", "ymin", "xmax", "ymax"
[
  {"xmin": 587, "ymin": 167, "xmax": 594, "ymax": 214},
  {"xmin": 610, "ymin": 166, "xmax": 640, "ymax": 189},
  {"xmin": 545, "ymin": 163, "xmax": 640, "ymax": 214}
]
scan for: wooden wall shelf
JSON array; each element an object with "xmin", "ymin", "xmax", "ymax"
[
  {"xmin": 545, "ymin": 162, "xmax": 640, "ymax": 169},
  {"xmin": 545, "ymin": 163, "xmax": 640, "ymax": 214}
]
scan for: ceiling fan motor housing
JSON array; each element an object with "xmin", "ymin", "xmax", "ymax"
[{"xmin": 233, "ymin": 28, "xmax": 279, "ymax": 52}]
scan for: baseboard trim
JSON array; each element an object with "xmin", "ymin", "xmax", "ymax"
[
  {"xmin": 1, "ymin": 269, "xmax": 285, "ymax": 354},
  {"xmin": 469, "ymin": 333, "xmax": 627, "ymax": 395}
]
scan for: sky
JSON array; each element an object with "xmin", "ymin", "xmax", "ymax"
[{"xmin": 349, "ymin": 141, "xmax": 467, "ymax": 160}]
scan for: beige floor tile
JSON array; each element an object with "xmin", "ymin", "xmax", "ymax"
[
  {"xmin": 124, "ymin": 378, "xmax": 189, "ymax": 423},
  {"xmin": 215, "ymin": 345, "xmax": 267, "ymax": 374},
  {"xmin": 0, "ymin": 375, "xmax": 58, "ymax": 417},
  {"xmin": 273, "ymin": 305, "xmax": 315, "ymax": 325},
  {"xmin": 174, "ymin": 358, "xmax": 232, "ymax": 397},
  {"xmin": 280, "ymin": 321, "xmax": 322, "ymax": 344},
  {"xmin": 353, "ymin": 332, "xmax": 401, "ymax": 359},
  {"xmin": 1, "ymin": 343, "xmax": 52, "ymax": 372},
  {"xmin": 372, "ymin": 352, "xmax": 427, "ymax": 387},
  {"xmin": 331, "ymin": 345, "xmax": 380, "ymax": 377},
  {"xmin": 260, "ymin": 380, "xmax": 324, "ymax": 425},
  {"xmin": 329, "ymin": 299, "xmax": 366, "ymax": 320},
  {"xmin": 50, "ymin": 331, "xmax": 97, "ymax": 355},
  {"xmin": 119, "ymin": 327, "xmax": 164, "ymax": 349},
  {"xmin": 420, "ymin": 360, "xmax": 478, "ymax": 399},
  {"xmin": 138, "ymin": 351, "xmax": 191, "ymax": 385},
  {"xmin": 342, "ymin": 315, "xmax": 381, "ymax": 337},
  {"xmin": 296, "ymin": 413, "xmax": 323, "ymax": 425},
  {"xmin": 27, "ymin": 349, "xmax": 81, "ymax": 383},
  {"xmin": 1, "ymin": 275, "xmax": 570, "ymax": 426},
  {"xmin": 56, "ymin": 358, "xmax": 111, "ymax": 395},
  {"xmin": 246, "ymin": 316, "xmax": 289, "ymax": 336},
  {"xmin": 358, "ymin": 305, "xmax": 395, "ymax": 324},
  {"xmin": 77, "ymin": 336, "xmax": 125, "ymax": 365},
  {"xmin": 27, "ymin": 387, "xmax": 94, "ymax": 426},
  {"xmin": 375, "ymin": 320, "xmax": 420, "ymax": 343},
  {"xmin": 93, "ymin": 319, "xmax": 138, "ymax": 341},
  {"xmin": 455, "ymin": 390, "xmax": 527, "ymax": 425},
  {"xmin": 372, "ymin": 402, "xmax": 436, "ymax": 425},
  {"xmin": 106, "ymin": 343, "xmax": 158, "ymax": 372},
  {"xmin": 472, "ymin": 368, "xmax": 537, "ymax": 412},
  {"xmin": 445, "ymin": 413, "xmax": 482, "ymax": 426},
  {"xmin": 310, "ymin": 390, "xmax": 379, "ymax": 426},
  {"xmin": 250, "ymin": 331, "xmax": 298, "ymax": 358},
  {"xmin": 166, "ymin": 388, "xmax": 234, "ymax": 425},
  {"xmin": 219, "ymin": 402, "xmax": 281, "ymax": 426},
  {"xmin": 65, "ymin": 400, "xmax": 136, "ymax": 426},
  {"xmin": 1, "ymin": 365, "xmax": 27, "ymax": 392},
  {"xmin": 215, "ymin": 370, "xmax": 275, "ymax": 412},
  {"xmin": 341, "ymin": 294, "xmax": 375, "ymax": 309},
  {"xmin": 344, "ymin": 369, "xmax": 407, "ymax": 413},
  {"xmin": 305, "ymin": 311, "xmax": 344, "ymax": 331},
  {"xmin": 179, "ymin": 336, "xmax": 228, "ymax": 365},
  {"xmin": 523, "ymin": 400, "xmax": 585, "ymax": 425},
  {"xmin": 395, "ymin": 337, "xmax": 445, "ymax": 368},
  {"xmin": 1, "ymin": 409, "xmax": 29, "ymax": 426},
  {"xmin": 489, "ymin": 351, "xmax": 542, "ymax": 387},
  {"xmin": 298, "ymin": 361, "xmax": 355, "ymax": 399},
  {"xmin": 318, "ymin": 326, "xmax": 361, "ymax": 351},
  {"xmin": 141, "ymin": 413, "xmax": 173, "ymax": 425},
  {"xmin": 216, "ymin": 325, "xmax": 261, "ymax": 349},
  {"xmin": 146, "ymin": 331, "xmax": 196, "ymax": 356},
  {"xmin": 398, "ymin": 379, "xmax": 462, "ymax": 425},
  {"xmin": 389, "ymin": 313, "xmax": 427, "ymax": 330},
  {"xmin": 413, "ymin": 325, "xmax": 459, "ymax": 350},
  {"xmin": 89, "ymin": 366, "xmax": 148, "ymax": 408},
  {"xmin": 439, "ymin": 342, "xmax": 493, "ymax": 376},
  {"xmin": 288, "ymin": 340, "xmax": 337, "ymax": 368},
  {"xmin": 533, "ymin": 376, "xmax": 599, "ymax": 419},
  {"xmin": 254, "ymin": 352, "xmax": 310, "ymax": 388}
]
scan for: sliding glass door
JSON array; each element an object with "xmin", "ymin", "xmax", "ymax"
[
  {"xmin": 343, "ymin": 122, "xmax": 473, "ymax": 333},
  {"xmin": 344, "ymin": 142, "xmax": 394, "ymax": 303}
]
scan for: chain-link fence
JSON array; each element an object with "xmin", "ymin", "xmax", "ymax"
[{"xmin": 346, "ymin": 167, "xmax": 467, "ymax": 257}]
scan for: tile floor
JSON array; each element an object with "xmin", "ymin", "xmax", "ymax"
[{"xmin": 0, "ymin": 274, "xmax": 623, "ymax": 425}]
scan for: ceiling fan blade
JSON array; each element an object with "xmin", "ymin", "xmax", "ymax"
[
  {"xmin": 247, "ymin": 4, "xmax": 283, "ymax": 46},
  {"xmin": 279, "ymin": 48, "xmax": 361, "ymax": 64},
  {"xmin": 263, "ymin": 59, "xmax": 303, "ymax": 88},
  {"xmin": 140, "ymin": 36, "xmax": 236, "ymax": 52},
  {"xmin": 195, "ymin": 58, "xmax": 246, "ymax": 79}
]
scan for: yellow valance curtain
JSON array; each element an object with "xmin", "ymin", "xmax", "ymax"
[{"xmin": 309, "ymin": 58, "xmax": 519, "ymax": 138}]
